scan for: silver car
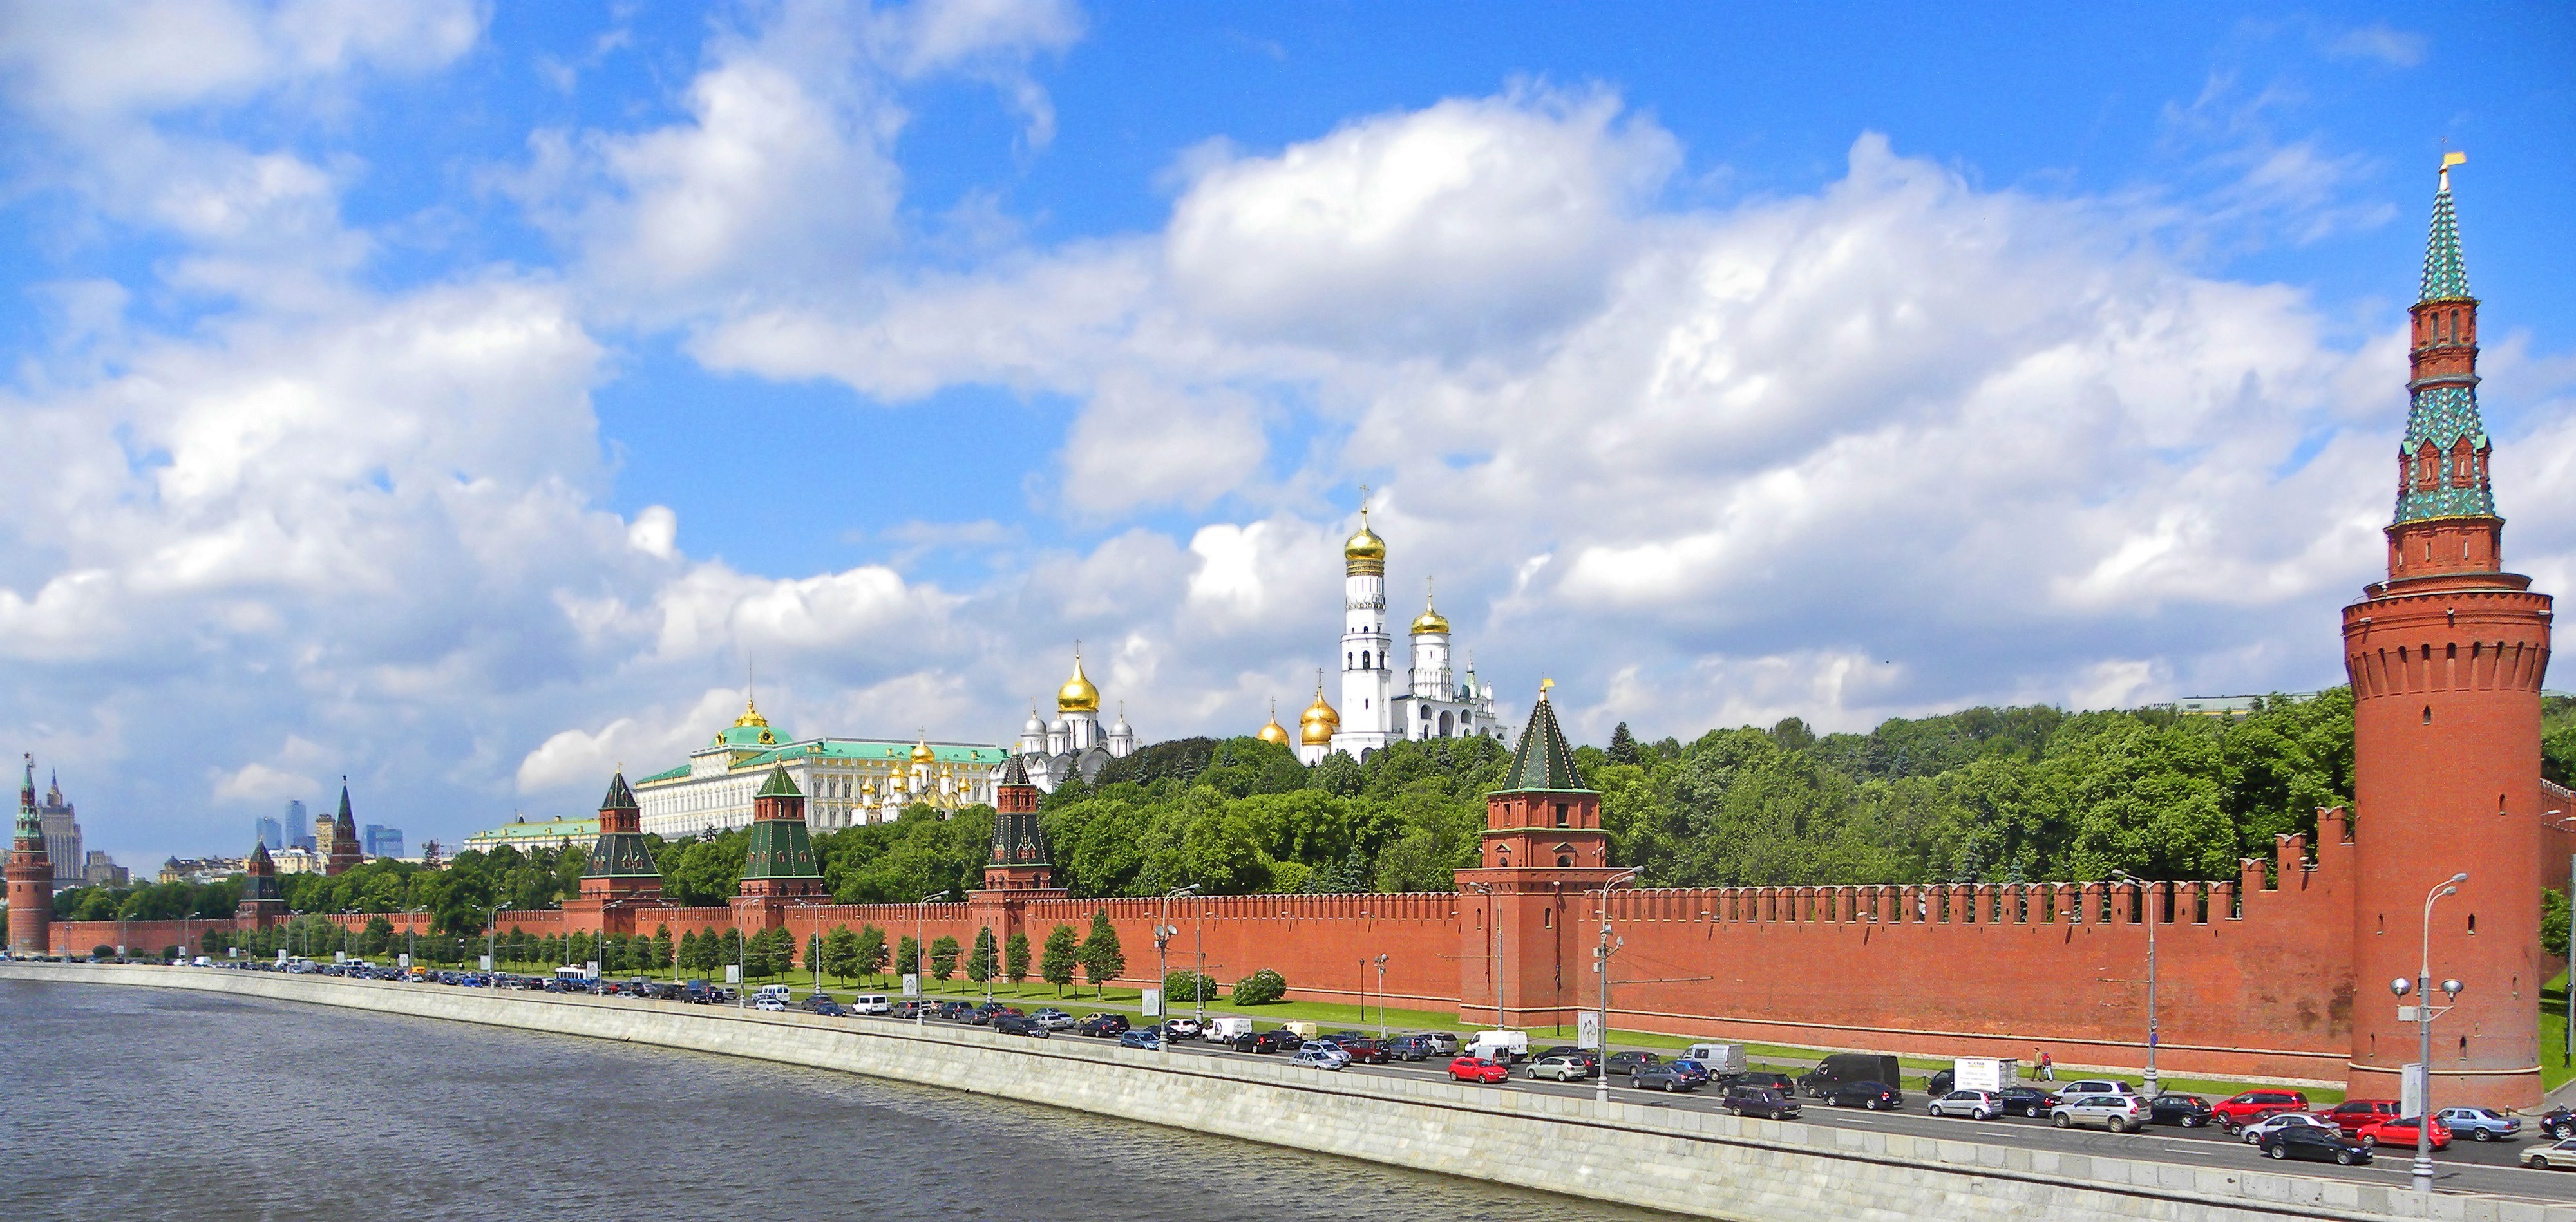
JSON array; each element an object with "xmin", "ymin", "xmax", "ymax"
[
  {"xmin": 2238, "ymin": 1112, "xmax": 2336, "ymax": 1146},
  {"xmin": 1929, "ymin": 1089, "xmax": 2002, "ymax": 1120},
  {"xmin": 2436, "ymin": 1107, "xmax": 2519, "ymax": 1142},
  {"xmin": 2051, "ymin": 1093, "xmax": 2148, "ymax": 1133},
  {"xmin": 1526, "ymin": 1054, "xmax": 1589, "ymax": 1082},
  {"xmin": 1290, "ymin": 1042, "xmax": 1350, "ymax": 1071}
]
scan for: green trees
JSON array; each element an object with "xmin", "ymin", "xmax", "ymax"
[
  {"xmin": 896, "ymin": 935, "xmax": 920, "ymax": 980},
  {"xmin": 967, "ymin": 927, "xmax": 997, "ymax": 985},
  {"xmin": 1005, "ymin": 931, "xmax": 1031, "ymax": 990},
  {"xmin": 822, "ymin": 925, "xmax": 859, "ymax": 984},
  {"xmin": 1077, "ymin": 909, "xmax": 1124, "ymax": 995},
  {"xmin": 1039, "ymin": 924, "xmax": 1079, "ymax": 995},
  {"xmin": 929, "ymin": 935, "xmax": 960, "ymax": 982},
  {"xmin": 1163, "ymin": 970, "xmax": 1216, "ymax": 1004},
  {"xmin": 1232, "ymin": 968, "xmax": 1287, "ymax": 1005},
  {"xmin": 855, "ymin": 925, "xmax": 889, "ymax": 982},
  {"xmin": 359, "ymin": 915, "xmax": 395, "ymax": 955}
]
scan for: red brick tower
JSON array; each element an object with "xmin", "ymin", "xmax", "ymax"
[
  {"xmin": 324, "ymin": 778, "xmax": 365, "ymax": 876},
  {"xmin": 235, "ymin": 838, "xmax": 286, "ymax": 928},
  {"xmin": 1454, "ymin": 682, "xmax": 1618, "ymax": 1029},
  {"xmin": 7, "ymin": 755, "xmax": 52, "ymax": 957},
  {"xmin": 981, "ymin": 756, "xmax": 1061, "ymax": 894},
  {"xmin": 2342, "ymin": 158, "xmax": 2553, "ymax": 1110},
  {"xmin": 734, "ymin": 764, "xmax": 827, "ymax": 934},
  {"xmin": 567, "ymin": 771, "xmax": 665, "ymax": 937}
]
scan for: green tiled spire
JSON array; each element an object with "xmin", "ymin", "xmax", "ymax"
[
  {"xmin": 2418, "ymin": 176, "xmax": 2470, "ymax": 303},
  {"xmin": 583, "ymin": 771, "xmax": 659, "ymax": 879},
  {"xmin": 15, "ymin": 755, "xmax": 41, "ymax": 841},
  {"xmin": 1498, "ymin": 686, "xmax": 1591, "ymax": 794},
  {"xmin": 742, "ymin": 764, "xmax": 820, "ymax": 881},
  {"xmin": 755, "ymin": 762, "xmax": 802, "ymax": 798}
]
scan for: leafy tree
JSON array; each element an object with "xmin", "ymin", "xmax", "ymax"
[
  {"xmin": 1077, "ymin": 909, "xmax": 1124, "ymax": 994},
  {"xmin": 1004, "ymin": 931, "xmax": 1031, "ymax": 988},
  {"xmin": 652, "ymin": 925, "xmax": 674, "ymax": 973},
  {"xmin": 896, "ymin": 935, "xmax": 920, "ymax": 980},
  {"xmin": 823, "ymin": 925, "xmax": 859, "ymax": 984},
  {"xmin": 967, "ymin": 927, "xmax": 996, "ymax": 984},
  {"xmin": 855, "ymin": 925, "xmax": 888, "ymax": 982},
  {"xmin": 1163, "ymin": 969, "xmax": 1217, "ymax": 1004},
  {"xmin": 1039, "ymin": 924, "xmax": 1079, "ymax": 995},
  {"xmin": 1233, "ymin": 968, "xmax": 1287, "ymax": 1005},
  {"xmin": 1607, "ymin": 722, "xmax": 1639, "ymax": 764},
  {"xmin": 929, "ymin": 935, "xmax": 960, "ymax": 982},
  {"xmin": 804, "ymin": 932, "xmax": 824, "ymax": 979},
  {"xmin": 360, "ymin": 915, "xmax": 395, "ymax": 956}
]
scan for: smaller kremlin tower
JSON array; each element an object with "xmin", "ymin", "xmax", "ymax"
[
  {"xmin": 735, "ymin": 764, "xmax": 826, "ymax": 903},
  {"xmin": 324, "ymin": 778, "xmax": 365, "ymax": 876},
  {"xmin": 1452, "ymin": 682, "xmax": 1617, "ymax": 1028},
  {"xmin": 578, "ymin": 771, "xmax": 663, "ymax": 904},
  {"xmin": 234, "ymin": 839, "xmax": 285, "ymax": 928},
  {"xmin": 981, "ymin": 756, "xmax": 1059, "ymax": 893},
  {"xmin": 8, "ymin": 755, "xmax": 52, "ymax": 956}
]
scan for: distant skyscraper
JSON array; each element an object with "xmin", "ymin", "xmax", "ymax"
[
  {"xmin": 255, "ymin": 816, "xmax": 283, "ymax": 851},
  {"xmin": 36, "ymin": 771, "xmax": 80, "ymax": 891},
  {"xmin": 285, "ymin": 799, "xmax": 314, "ymax": 852},
  {"xmin": 363, "ymin": 825, "xmax": 402, "ymax": 858}
]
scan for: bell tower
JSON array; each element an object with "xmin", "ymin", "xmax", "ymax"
[{"xmin": 2341, "ymin": 155, "xmax": 2553, "ymax": 1109}]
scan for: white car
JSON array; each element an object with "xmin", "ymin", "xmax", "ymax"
[
  {"xmin": 2237, "ymin": 1112, "xmax": 2335, "ymax": 1146},
  {"xmin": 2051, "ymin": 1093, "xmax": 2148, "ymax": 1133},
  {"xmin": 2055, "ymin": 1079, "xmax": 2137, "ymax": 1097},
  {"xmin": 1032, "ymin": 1008, "xmax": 1077, "ymax": 1030},
  {"xmin": 754, "ymin": 997, "xmax": 788, "ymax": 1012},
  {"xmin": 1929, "ymin": 1090, "xmax": 2003, "ymax": 1120},
  {"xmin": 1165, "ymin": 1017, "xmax": 1202, "ymax": 1039},
  {"xmin": 1290, "ymin": 1042, "xmax": 1352, "ymax": 1071}
]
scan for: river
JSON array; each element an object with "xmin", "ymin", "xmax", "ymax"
[{"xmin": 0, "ymin": 979, "xmax": 1678, "ymax": 1221}]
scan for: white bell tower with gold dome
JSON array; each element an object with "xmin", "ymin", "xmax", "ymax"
[{"xmin": 1333, "ymin": 505, "xmax": 1398, "ymax": 756}]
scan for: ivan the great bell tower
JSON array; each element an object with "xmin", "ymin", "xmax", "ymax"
[{"xmin": 2341, "ymin": 157, "xmax": 2553, "ymax": 1110}]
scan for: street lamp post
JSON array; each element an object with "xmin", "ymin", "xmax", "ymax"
[
  {"xmin": 915, "ymin": 890, "xmax": 947, "ymax": 1029},
  {"xmin": 1375, "ymin": 953, "xmax": 1389, "ymax": 1040},
  {"xmin": 1156, "ymin": 885, "xmax": 1198, "ymax": 1053},
  {"xmin": 1193, "ymin": 895, "xmax": 1209, "ymax": 1029},
  {"xmin": 1594, "ymin": 867, "xmax": 1642, "ymax": 1105},
  {"xmin": 2109, "ymin": 870, "xmax": 2160, "ymax": 1097},
  {"xmin": 2396, "ymin": 872, "xmax": 2470, "ymax": 1196},
  {"xmin": 487, "ymin": 903, "xmax": 511, "ymax": 988}
]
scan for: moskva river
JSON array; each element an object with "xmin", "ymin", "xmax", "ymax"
[{"xmin": 0, "ymin": 980, "xmax": 1674, "ymax": 1221}]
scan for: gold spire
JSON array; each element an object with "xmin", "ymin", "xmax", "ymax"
[
  {"xmin": 1299, "ymin": 670, "xmax": 1341, "ymax": 747},
  {"xmin": 1258, "ymin": 697, "xmax": 1291, "ymax": 746},
  {"xmin": 1057, "ymin": 645, "xmax": 1101, "ymax": 713}
]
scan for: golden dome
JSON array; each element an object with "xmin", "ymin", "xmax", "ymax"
[
  {"xmin": 1343, "ymin": 508, "xmax": 1387, "ymax": 574},
  {"xmin": 1057, "ymin": 652, "xmax": 1101, "ymax": 713},
  {"xmin": 1258, "ymin": 699, "xmax": 1292, "ymax": 746},
  {"xmin": 733, "ymin": 696, "xmax": 769, "ymax": 728},
  {"xmin": 1410, "ymin": 588, "xmax": 1449, "ymax": 636},
  {"xmin": 911, "ymin": 738, "xmax": 935, "ymax": 764},
  {"xmin": 1299, "ymin": 682, "xmax": 1340, "ymax": 747}
]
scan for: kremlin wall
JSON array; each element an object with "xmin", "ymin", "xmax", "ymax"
[{"xmin": 10, "ymin": 166, "xmax": 2555, "ymax": 1107}]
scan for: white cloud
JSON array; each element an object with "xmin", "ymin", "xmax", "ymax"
[
  {"xmin": 0, "ymin": 0, "xmax": 482, "ymax": 121},
  {"xmin": 211, "ymin": 760, "xmax": 321, "ymax": 804}
]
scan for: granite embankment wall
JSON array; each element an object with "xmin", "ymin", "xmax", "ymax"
[{"xmin": 3, "ymin": 963, "xmax": 2558, "ymax": 1222}]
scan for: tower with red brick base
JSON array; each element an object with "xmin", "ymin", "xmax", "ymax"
[
  {"xmin": 1454, "ymin": 685, "xmax": 1618, "ymax": 1029},
  {"xmin": 569, "ymin": 771, "xmax": 665, "ymax": 937},
  {"xmin": 7, "ymin": 755, "xmax": 52, "ymax": 957},
  {"xmin": 235, "ymin": 839, "xmax": 285, "ymax": 928},
  {"xmin": 324, "ymin": 778, "xmax": 365, "ymax": 876},
  {"xmin": 2342, "ymin": 161, "xmax": 2553, "ymax": 1109},
  {"xmin": 734, "ymin": 764, "xmax": 827, "ymax": 931}
]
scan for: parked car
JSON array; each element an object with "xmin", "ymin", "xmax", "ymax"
[
  {"xmin": 1116, "ymin": 1028, "xmax": 1162, "ymax": 1050},
  {"xmin": 891, "ymin": 999, "xmax": 929, "ymax": 1020},
  {"xmin": 1799, "ymin": 1053, "xmax": 1902, "ymax": 1097},
  {"xmin": 2047, "ymin": 1079, "xmax": 2137, "ymax": 1104},
  {"xmin": 1336, "ymin": 1038, "xmax": 1392, "ymax": 1066},
  {"xmin": 1994, "ymin": 1086, "xmax": 2053, "ymax": 1118},
  {"xmin": 993, "ymin": 1014, "xmax": 1048, "ymax": 1038},
  {"xmin": 2435, "ymin": 1107, "xmax": 2519, "ymax": 1142},
  {"xmin": 2354, "ymin": 1114, "xmax": 2451, "ymax": 1151},
  {"xmin": 1632, "ymin": 1062, "xmax": 1701, "ymax": 1093},
  {"xmin": 1607, "ymin": 1050, "xmax": 1662, "ymax": 1076},
  {"xmin": 1077, "ymin": 1013, "xmax": 1130, "ymax": 1038},
  {"xmin": 2523, "ymin": 1138, "xmax": 2576, "ymax": 1170},
  {"xmin": 802, "ymin": 999, "xmax": 847, "ymax": 1017},
  {"xmin": 1384, "ymin": 1035, "xmax": 1436, "ymax": 1062},
  {"xmin": 1663, "ymin": 1059, "xmax": 1713, "ymax": 1087},
  {"xmin": 2537, "ymin": 1107, "xmax": 2576, "ymax": 1140},
  {"xmin": 1164, "ymin": 1017, "xmax": 1202, "ymax": 1040},
  {"xmin": 1928, "ymin": 1090, "xmax": 2003, "ymax": 1120},
  {"xmin": 2318, "ymin": 1099, "xmax": 2403, "ymax": 1136},
  {"xmin": 1448, "ymin": 1055, "xmax": 1510, "ymax": 1084},
  {"xmin": 1031, "ymin": 1008, "xmax": 1075, "ymax": 1031},
  {"xmin": 935, "ymin": 1001, "xmax": 978, "ymax": 1022},
  {"xmin": 1233, "ymin": 1029, "xmax": 1298, "ymax": 1054},
  {"xmin": 1818, "ymin": 1081, "xmax": 1902, "ymax": 1111},
  {"xmin": 2259, "ymin": 1124, "xmax": 2373, "ymax": 1165},
  {"xmin": 2213, "ymin": 1090, "xmax": 2311, "ymax": 1131},
  {"xmin": 1723, "ymin": 1086, "xmax": 1802, "ymax": 1120},
  {"xmin": 1526, "ymin": 1054, "xmax": 1593, "ymax": 1083},
  {"xmin": 2146, "ymin": 1094, "xmax": 2215, "ymax": 1128},
  {"xmin": 754, "ymin": 997, "xmax": 788, "ymax": 1012},
  {"xmin": 1290, "ymin": 1042, "xmax": 1351, "ymax": 1071},
  {"xmin": 1532, "ymin": 1046, "xmax": 1600, "ymax": 1078},
  {"xmin": 2050, "ymin": 1093, "xmax": 2148, "ymax": 1133},
  {"xmin": 2237, "ymin": 1112, "xmax": 2338, "ymax": 1147},
  {"xmin": 1417, "ymin": 1032, "xmax": 1461, "ymax": 1056}
]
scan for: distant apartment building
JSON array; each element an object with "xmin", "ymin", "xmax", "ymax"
[
  {"xmin": 255, "ymin": 816, "xmax": 283, "ymax": 851},
  {"xmin": 157, "ymin": 856, "xmax": 247, "ymax": 885},
  {"xmin": 363, "ymin": 825, "xmax": 403, "ymax": 858},
  {"xmin": 81, "ymin": 851, "xmax": 127, "ymax": 888},
  {"xmin": 36, "ymin": 771, "xmax": 80, "ymax": 890}
]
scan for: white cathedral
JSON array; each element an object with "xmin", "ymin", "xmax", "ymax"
[
  {"xmin": 1012, "ymin": 650, "xmax": 1139, "ymax": 791},
  {"xmin": 1273, "ymin": 509, "xmax": 1504, "ymax": 764}
]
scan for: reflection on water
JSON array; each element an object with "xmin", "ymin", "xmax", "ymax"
[{"xmin": 0, "ymin": 979, "xmax": 1678, "ymax": 1221}]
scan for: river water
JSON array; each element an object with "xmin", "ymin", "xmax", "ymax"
[{"xmin": 0, "ymin": 979, "xmax": 1678, "ymax": 1221}]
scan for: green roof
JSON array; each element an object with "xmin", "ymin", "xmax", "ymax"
[
  {"xmin": 636, "ymin": 764, "xmax": 689, "ymax": 784},
  {"xmin": 584, "ymin": 831, "xmax": 660, "ymax": 879},
  {"xmin": 598, "ymin": 771, "xmax": 638, "ymax": 811},
  {"xmin": 2420, "ymin": 179, "xmax": 2470, "ymax": 302},
  {"xmin": 466, "ymin": 816, "xmax": 599, "ymax": 842},
  {"xmin": 1499, "ymin": 692, "xmax": 1591, "ymax": 794},
  {"xmin": 756, "ymin": 763, "xmax": 801, "ymax": 798},
  {"xmin": 2396, "ymin": 175, "xmax": 2494, "ymax": 526},
  {"xmin": 738, "ymin": 739, "xmax": 1009, "ymax": 768},
  {"xmin": 741, "ymin": 814, "xmax": 820, "ymax": 880}
]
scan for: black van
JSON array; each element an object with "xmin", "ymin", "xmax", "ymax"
[{"xmin": 1798, "ymin": 1053, "xmax": 1902, "ymax": 1096}]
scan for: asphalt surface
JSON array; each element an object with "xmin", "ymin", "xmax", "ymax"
[{"xmin": 993, "ymin": 1019, "xmax": 2576, "ymax": 1206}]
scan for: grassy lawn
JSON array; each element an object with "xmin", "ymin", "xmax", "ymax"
[{"xmin": 2546, "ymin": 970, "xmax": 2573, "ymax": 1093}]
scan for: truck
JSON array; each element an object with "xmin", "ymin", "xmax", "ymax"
[
  {"xmin": 1681, "ymin": 1043, "xmax": 1748, "ymax": 1075},
  {"xmin": 1282, "ymin": 1020, "xmax": 1318, "ymax": 1040},
  {"xmin": 1466, "ymin": 1029, "xmax": 1530, "ymax": 1064},
  {"xmin": 1208, "ymin": 1016, "xmax": 1255, "ymax": 1042},
  {"xmin": 1951, "ymin": 1057, "xmax": 2021, "ymax": 1093}
]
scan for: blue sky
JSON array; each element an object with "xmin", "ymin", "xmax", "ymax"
[{"xmin": 0, "ymin": 1, "xmax": 2570, "ymax": 861}]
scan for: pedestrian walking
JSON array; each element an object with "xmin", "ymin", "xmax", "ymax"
[{"xmin": 2038, "ymin": 1050, "xmax": 2054, "ymax": 1081}]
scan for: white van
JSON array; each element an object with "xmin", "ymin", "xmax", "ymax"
[
  {"xmin": 849, "ymin": 993, "xmax": 891, "ymax": 1015},
  {"xmin": 754, "ymin": 984, "xmax": 795, "ymax": 1001},
  {"xmin": 1208, "ymin": 1016, "xmax": 1255, "ymax": 1042},
  {"xmin": 1683, "ymin": 1042, "xmax": 1747, "ymax": 1074},
  {"xmin": 1468, "ymin": 1029, "xmax": 1530, "ymax": 1064}
]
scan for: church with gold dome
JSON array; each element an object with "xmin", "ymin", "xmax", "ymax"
[
  {"xmin": 631, "ymin": 695, "xmax": 1010, "ymax": 837},
  {"xmin": 1011, "ymin": 649, "xmax": 1139, "ymax": 791},
  {"xmin": 1271, "ymin": 508, "xmax": 1502, "ymax": 765}
]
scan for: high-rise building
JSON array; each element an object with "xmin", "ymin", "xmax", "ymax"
[
  {"xmin": 363, "ymin": 825, "xmax": 403, "ymax": 858},
  {"xmin": 255, "ymin": 816, "xmax": 283, "ymax": 851},
  {"xmin": 2340, "ymin": 156, "xmax": 2553, "ymax": 1109},
  {"xmin": 35, "ymin": 770, "xmax": 80, "ymax": 891},
  {"xmin": 285, "ymin": 799, "xmax": 314, "ymax": 852}
]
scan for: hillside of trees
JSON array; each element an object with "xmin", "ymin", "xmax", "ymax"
[{"xmin": 39, "ymin": 690, "xmax": 2575, "ymax": 936}]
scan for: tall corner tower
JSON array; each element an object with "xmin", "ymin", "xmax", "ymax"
[
  {"xmin": 579, "ymin": 771, "xmax": 663, "ymax": 904},
  {"xmin": 8, "ymin": 755, "xmax": 52, "ymax": 956},
  {"xmin": 1333, "ymin": 506, "xmax": 1396, "ymax": 756},
  {"xmin": 1452, "ymin": 683, "xmax": 1616, "ymax": 1029},
  {"xmin": 2342, "ymin": 157, "xmax": 2553, "ymax": 1110}
]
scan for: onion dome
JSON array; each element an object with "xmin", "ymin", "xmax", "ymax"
[
  {"xmin": 1299, "ymin": 680, "xmax": 1340, "ymax": 747},
  {"xmin": 1410, "ymin": 585, "xmax": 1450, "ymax": 635},
  {"xmin": 1343, "ymin": 507, "xmax": 1387, "ymax": 576},
  {"xmin": 1111, "ymin": 703, "xmax": 1132, "ymax": 737},
  {"xmin": 911, "ymin": 737, "xmax": 936, "ymax": 764},
  {"xmin": 1023, "ymin": 707, "xmax": 1045, "ymax": 736},
  {"xmin": 1057, "ymin": 651, "xmax": 1101, "ymax": 713},
  {"xmin": 1258, "ymin": 699, "xmax": 1291, "ymax": 746},
  {"xmin": 1048, "ymin": 717, "xmax": 1069, "ymax": 735},
  {"xmin": 733, "ymin": 696, "xmax": 768, "ymax": 728}
]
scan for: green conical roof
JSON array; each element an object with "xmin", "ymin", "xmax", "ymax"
[
  {"xmin": 584, "ymin": 831, "xmax": 661, "ymax": 879},
  {"xmin": 1499, "ymin": 688, "xmax": 1591, "ymax": 794},
  {"xmin": 2420, "ymin": 178, "xmax": 2470, "ymax": 302},
  {"xmin": 598, "ymin": 771, "xmax": 639, "ymax": 811},
  {"xmin": 755, "ymin": 762, "xmax": 801, "ymax": 798},
  {"xmin": 14, "ymin": 756, "xmax": 40, "ymax": 840}
]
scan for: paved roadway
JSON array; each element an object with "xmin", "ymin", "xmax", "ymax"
[{"xmin": 988, "ymin": 1021, "xmax": 2576, "ymax": 1206}]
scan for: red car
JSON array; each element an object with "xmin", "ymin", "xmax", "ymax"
[
  {"xmin": 2319, "ymin": 1099, "xmax": 2403, "ymax": 1136},
  {"xmin": 2356, "ymin": 1114, "xmax": 2453, "ymax": 1151},
  {"xmin": 2212, "ymin": 1090, "xmax": 2311, "ymax": 1129},
  {"xmin": 1448, "ymin": 1055, "xmax": 1510, "ymax": 1084}
]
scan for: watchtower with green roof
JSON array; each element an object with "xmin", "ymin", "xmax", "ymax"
[
  {"xmin": 735, "ymin": 764, "xmax": 826, "ymax": 901},
  {"xmin": 1452, "ymin": 682, "xmax": 1621, "ymax": 1029},
  {"xmin": 578, "ymin": 771, "xmax": 663, "ymax": 904}
]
